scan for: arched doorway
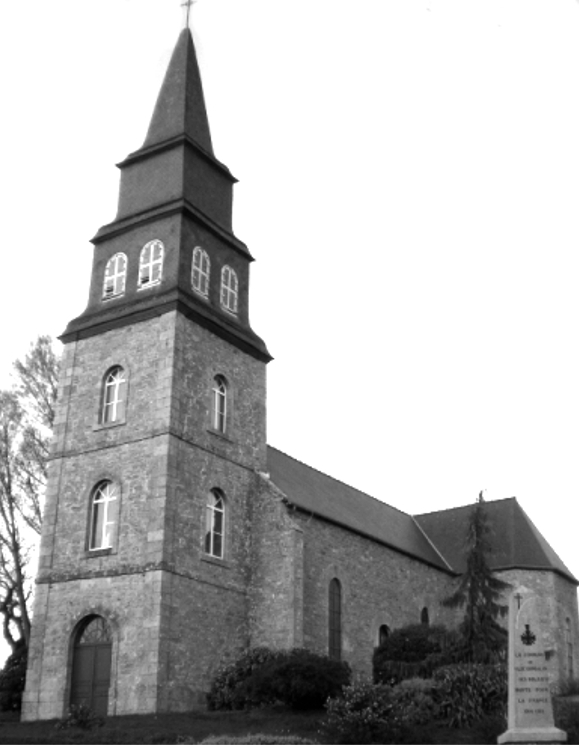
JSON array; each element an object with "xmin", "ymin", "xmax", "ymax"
[{"xmin": 70, "ymin": 615, "xmax": 112, "ymax": 716}]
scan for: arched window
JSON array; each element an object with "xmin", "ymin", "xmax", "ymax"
[
  {"xmin": 421, "ymin": 607, "xmax": 429, "ymax": 626},
  {"xmin": 101, "ymin": 366, "xmax": 126, "ymax": 424},
  {"xmin": 102, "ymin": 253, "xmax": 127, "ymax": 299},
  {"xmin": 192, "ymin": 246, "xmax": 210, "ymax": 297},
  {"xmin": 566, "ymin": 617, "xmax": 574, "ymax": 679},
  {"xmin": 378, "ymin": 624, "xmax": 390, "ymax": 646},
  {"xmin": 138, "ymin": 239, "xmax": 164, "ymax": 288},
  {"xmin": 70, "ymin": 615, "xmax": 112, "ymax": 717},
  {"xmin": 89, "ymin": 481, "xmax": 120, "ymax": 551},
  {"xmin": 212, "ymin": 375, "xmax": 227, "ymax": 433},
  {"xmin": 329, "ymin": 578, "xmax": 342, "ymax": 661},
  {"xmin": 220, "ymin": 265, "xmax": 238, "ymax": 314},
  {"xmin": 205, "ymin": 489, "xmax": 225, "ymax": 558}
]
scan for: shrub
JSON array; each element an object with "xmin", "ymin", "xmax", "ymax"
[
  {"xmin": 194, "ymin": 737, "xmax": 317, "ymax": 744},
  {"xmin": 207, "ymin": 647, "xmax": 351, "ymax": 711},
  {"xmin": 0, "ymin": 641, "xmax": 27, "ymax": 711},
  {"xmin": 207, "ymin": 647, "xmax": 280, "ymax": 710},
  {"xmin": 243, "ymin": 648, "xmax": 351, "ymax": 710},
  {"xmin": 373, "ymin": 624, "xmax": 453, "ymax": 684},
  {"xmin": 55, "ymin": 703, "xmax": 104, "ymax": 730},
  {"xmin": 432, "ymin": 663, "xmax": 507, "ymax": 728},
  {"xmin": 323, "ymin": 681, "xmax": 403, "ymax": 744},
  {"xmin": 390, "ymin": 677, "xmax": 437, "ymax": 726}
]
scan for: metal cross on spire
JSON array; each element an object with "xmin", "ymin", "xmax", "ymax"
[{"xmin": 181, "ymin": 0, "xmax": 197, "ymax": 29}]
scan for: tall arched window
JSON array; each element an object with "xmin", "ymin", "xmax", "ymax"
[
  {"xmin": 329, "ymin": 578, "xmax": 342, "ymax": 661},
  {"xmin": 89, "ymin": 481, "xmax": 120, "ymax": 551},
  {"xmin": 421, "ymin": 607, "xmax": 430, "ymax": 626},
  {"xmin": 102, "ymin": 253, "xmax": 127, "ymax": 299},
  {"xmin": 70, "ymin": 615, "xmax": 112, "ymax": 717},
  {"xmin": 138, "ymin": 239, "xmax": 164, "ymax": 288},
  {"xmin": 566, "ymin": 617, "xmax": 574, "ymax": 679},
  {"xmin": 101, "ymin": 366, "xmax": 126, "ymax": 424},
  {"xmin": 220, "ymin": 265, "xmax": 238, "ymax": 314},
  {"xmin": 192, "ymin": 246, "xmax": 210, "ymax": 297},
  {"xmin": 378, "ymin": 624, "xmax": 390, "ymax": 646},
  {"xmin": 205, "ymin": 489, "xmax": 225, "ymax": 558},
  {"xmin": 212, "ymin": 375, "xmax": 227, "ymax": 433}
]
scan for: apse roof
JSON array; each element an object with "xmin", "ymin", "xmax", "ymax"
[
  {"xmin": 266, "ymin": 446, "xmax": 453, "ymax": 573},
  {"xmin": 415, "ymin": 499, "xmax": 577, "ymax": 584}
]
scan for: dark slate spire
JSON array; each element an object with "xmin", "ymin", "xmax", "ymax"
[{"xmin": 143, "ymin": 28, "xmax": 213, "ymax": 153}]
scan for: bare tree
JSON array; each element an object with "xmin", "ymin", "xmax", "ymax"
[{"xmin": 0, "ymin": 337, "xmax": 59, "ymax": 652}]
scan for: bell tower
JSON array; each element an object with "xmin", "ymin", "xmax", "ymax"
[{"xmin": 22, "ymin": 18, "xmax": 270, "ymax": 720}]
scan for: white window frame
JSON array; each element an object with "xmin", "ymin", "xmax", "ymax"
[
  {"xmin": 212, "ymin": 375, "xmax": 227, "ymax": 433},
  {"xmin": 103, "ymin": 253, "xmax": 127, "ymax": 299},
  {"xmin": 192, "ymin": 246, "xmax": 210, "ymax": 297},
  {"xmin": 138, "ymin": 239, "xmax": 164, "ymax": 289},
  {"xmin": 205, "ymin": 489, "xmax": 225, "ymax": 558},
  {"xmin": 102, "ymin": 367, "xmax": 126, "ymax": 424},
  {"xmin": 220, "ymin": 265, "xmax": 238, "ymax": 314},
  {"xmin": 89, "ymin": 481, "xmax": 119, "ymax": 551}
]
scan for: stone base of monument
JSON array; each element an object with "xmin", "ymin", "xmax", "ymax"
[
  {"xmin": 498, "ymin": 725, "xmax": 567, "ymax": 743},
  {"xmin": 498, "ymin": 726, "xmax": 567, "ymax": 743}
]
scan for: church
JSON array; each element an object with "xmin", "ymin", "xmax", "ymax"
[{"xmin": 22, "ymin": 15, "xmax": 579, "ymax": 720}]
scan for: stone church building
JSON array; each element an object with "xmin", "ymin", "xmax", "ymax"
[{"xmin": 22, "ymin": 22, "xmax": 578, "ymax": 720}]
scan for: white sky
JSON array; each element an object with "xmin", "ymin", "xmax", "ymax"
[{"xmin": 1, "ymin": 0, "xmax": 579, "ymax": 588}]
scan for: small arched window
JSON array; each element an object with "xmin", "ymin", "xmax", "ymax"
[
  {"xmin": 220, "ymin": 265, "xmax": 238, "ymax": 314},
  {"xmin": 101, "ymin": 366, "xmax": 126, "ymax": 424},
  {"xmin": 205, "ymin": 489, "xmax": 225, "ymax": 558},
  {"xmin": 421, "ymin": 607, "xmax": 430, "ymax": 626},
  {"xmin": 138, "ymin": 239, "xmax": 164, "ymax": 288},
  {"xmin": 192, "ymin": 246, "xmax": 210, "ymax": 297},
  {"xmin": 89, "ymin": 481, "xmax": 120, "ymax": 551},
  {"xmin": 378, "ymin": 624, "xmax": 390, "ymax": 646},
  {"xmin": 329, "ymin": 578, "xmax": 342, "ymax": 661},
  {"xmin": 212, "ymin": 375, "xmax": 227, "ymax": 433},
  {"xmin": 103, "ymin": 253, "xmax": 127, "ymax": 299}
]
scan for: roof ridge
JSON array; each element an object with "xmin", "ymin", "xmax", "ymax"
[
  {"xmin": 414, "ymin": 496, "xmax": 518, "ymax": 519},
  {"xmin": 266, "ymin": 444, "xmax": 413, "ymax": 519}
]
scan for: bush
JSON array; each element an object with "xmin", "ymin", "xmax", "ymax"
[
  {"xmin": 432, "ymin": 663, "xmax": 507, "ymax": 728},
  {"xmin": 243, "ymin": 649, "xmax": 351, "ymax": 710},
  {"xmin": 323, "ymin": 681, "xmax": 403, "ymax": 744},
  {"xmin": 390, "ymin": 677, "xmax": 437, "ymax": 726},
  {"xmin": 194, "ymin": 737, "xmax": 316, "ymax": 744},
  {"xmin": 0, "ymin": 641, "xmax": 27, "ymax": 711},
  {"xmin": 373, "ymin": 624, "xmax": 452, "ymax": 684},
  {"xmin": 207, "ymin": 647, "xmax": 351, "ymax": 711},
  {"xmin": 55, "ymin": 703, "xmax": 104, "ymax": 730},
  {"xmin": 207, "ymin": 647, "xmax": 280, "ymax": 710}
]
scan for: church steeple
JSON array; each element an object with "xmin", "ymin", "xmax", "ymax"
[
  {"xmin": 62, "ymin": 24, "xmax": 270, "ymax": 363},
  {"xmin": 143, "ymin": 27, "xmax": 213, "ymax": 153}
]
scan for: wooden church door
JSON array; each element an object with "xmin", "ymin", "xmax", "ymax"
[{"xmin": 70, "ymin": 616, "xmax": 112, "ymax": 716}]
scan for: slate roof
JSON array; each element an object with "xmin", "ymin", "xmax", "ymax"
[
  {"xmin": 266, "ymin": 446, "xmax": 453, "ymax": 573},
  {"xmin": 266, "ymin": 447, "xmax": 577, "ymax": 585},
  {"xmin": 415, "ymin": 498, "xmax": 578, "ymax": 585}
]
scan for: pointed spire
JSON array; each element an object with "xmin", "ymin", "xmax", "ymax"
[{"xmin": 143, "ymin": 27, "xmax": 213, "ymax": 153}]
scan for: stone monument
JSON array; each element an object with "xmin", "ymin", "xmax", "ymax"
[{"xmin": 498, "ymin": 586, "xmax": 566, "ymax": 743}]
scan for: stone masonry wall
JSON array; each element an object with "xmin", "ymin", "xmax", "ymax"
[
  {"xmin": 248, "ymin": 475, "xmax": 304, "ymax": 649},
  {"xmin": 293, "ymin": 510, "xmax": 459, "ymax": 678}
]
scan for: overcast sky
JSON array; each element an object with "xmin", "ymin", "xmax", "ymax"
[{"xmin": 1, "ymin": 1, "xmax": 579, "ymax": 585}]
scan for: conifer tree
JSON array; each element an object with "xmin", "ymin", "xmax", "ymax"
[{"xmin": 442, "ymin": 491, "xmax": 510, "ymax": 663}]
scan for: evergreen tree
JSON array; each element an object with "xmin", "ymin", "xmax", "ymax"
[{"xmin": 442, "ymin": 491, "xmax": 510, "ymax": 662}]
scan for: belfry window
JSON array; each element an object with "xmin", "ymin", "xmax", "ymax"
[
  {"xmin": 220, "ymin": 265, "xmax": 238, "ymax": 314},
  {"xmin": 101, "ymin": 367, "xmax": 126, "ymax": 424},
  {"xmin": 378, "ymin": 624, "xmax": 390, "ymax": 646},
  {"xmin": 138, "ymin": 239, "xmax": 164, "ymax": 288},
  {"xmin": 211, "ymin": 375, "xmax": 227, "ymax": 433},
  {"xmin": 192, "ymin": 246, "xmax": 210, "ymax": 297},
  {"xmin": 329, "ymin": 578, "xmax": 342, "ymax": 661},
  {"xmin": 205, "ymin": 489, "xmax": 225, "ymax": 559},
  {"xmin": 102, "ymin": 253, "xmax": 127, "ymax": 299},
  {"xmin": 89, "ymin": 481, "xmax": 119, "ymax": 551}
]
